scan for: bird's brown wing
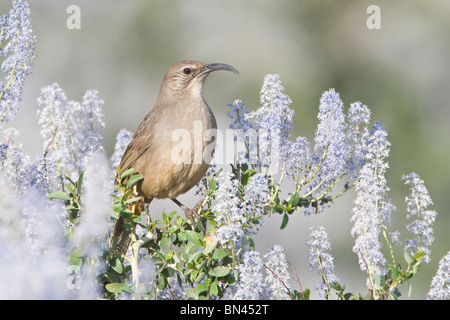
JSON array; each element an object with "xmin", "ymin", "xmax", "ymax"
[
  {"xmin": 119, "ymin": 110, "xmax": 157, "ymax": 173},
  {"xmin": 112, "ymin": 110, "xmax": 157, "ymax": 255}
]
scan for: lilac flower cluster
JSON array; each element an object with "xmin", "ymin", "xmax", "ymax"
[
  {"xmin": 228, "ymin": 245, "xmax": 291, "ymax": 300},
  {"xmin": 226, "ymin": 82, "xmax": 374, "ymax": 217},
  {"xmin": 350, "ymin": 122, "xmax": 396, "ymax": 276},
  {"xmin": 213, "ymin": 171, "xmax": 249, "ymax": 249},
  {"xmin": 212, "ymin": 171, "xmax": 269, "ymax": 252},
  {"xmin": 345, "ymin": 101, "xmax": 371, "ymax": 177},
  {"xmin": 257, "ymin": 74, "xmax": 293, "ymax": 141},
  {"xmin": 0, "ymin": 170, "xmax": 78, "ymax": 298},
  {"xmin": 243, "ymin": 173, "xmax": 270, "ymax": 219},
  {"xmin": 245, "ymin": 74, "xmax": 294, "ymax": 170},
  {"xmin": 263, "ymin": 245, "xmax": 291, "ymax": 299},
  {"xmin": 427, "ymin": 251, "xmax": 450, "ymax": 300},
  {"xmin": 281, "ymin": 136, "xmax": 310, "ymax": 180},
  {"xmin": 228, "ymin": 250, "xmax": 268, "ymax": 299},
  {"xmin": 313, "ymin": 89, "xmax": 348, "ymax": 181},
  {"xmin": 0, "ymin": 4, "xmax": 107, "ymax": 293},
  {"xmin": 227, "ymin": 99, "xmax": 252, "ymax": 132},
  {"xmin": 10, "ymin": 88, "xmax": 95, "ymax": 198},
  {"xmin": 306, "ymin": 226, "xmax": 339, "ymax": 298},
  {"xmin": 226, "ymin": 99, "xmax": 256, "ymax": 165},
  {"xmin": 0, "ymin": 0, "xmax": 36, "ymax": 126},
  {"xmin": 110, "ymin": 128, "xmax": 133, "ymax": 170},
  {"xmin": 402, "ymin": 172, "xmax": 437, "ymax": 263},
  {"xmin": 37, "ymin": 83, "xmax": 105, "ymax": 183}
]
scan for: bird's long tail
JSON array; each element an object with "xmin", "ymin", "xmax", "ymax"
[
  {"xmin": 111, "ymin": 217, "xmax": 135, "ymax": 255},
  {"xmin": 111, "ymin": 198, "xmax": 147, "ymax": 255}
]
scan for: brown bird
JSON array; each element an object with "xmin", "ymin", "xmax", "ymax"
[{"xmin": 112, "ymin": 60, "xmax": 238, "ymax": 254}]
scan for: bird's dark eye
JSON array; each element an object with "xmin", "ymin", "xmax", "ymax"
[{"xmin": 183, "ymin": 68, "xmax": 192, "ymax": 75}]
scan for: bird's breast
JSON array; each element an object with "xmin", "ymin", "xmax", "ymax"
[{"xmin": 140, "ymin": 99, "xmax": 217, "ymax": 199}]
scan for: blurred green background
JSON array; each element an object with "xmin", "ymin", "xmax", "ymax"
[{"xmin": 2, "ymin": 0, "xmax": 449, "ymax": 299}]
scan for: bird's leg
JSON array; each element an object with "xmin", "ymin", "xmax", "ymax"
[
  {"xmin": 144, "ymin": 203, "xmax": 152, "ymax": 227},
  {"xmin": 191, "ymin": 198, "xmax": 206, "ymax": 218},
  {"xmin": 171, "ymin": 198, "xmax": 205, "ymax": 230},
  {"xmin": 144, "ymin": 203, "xmax": 163, "ymax": 244}
]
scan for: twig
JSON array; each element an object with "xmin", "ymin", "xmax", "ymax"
[
  {"xmin": 288, "ymin": 261, "xmax": 306, "ymax": 300},
  {"xmin": 263, "ymin": 263, "xmax": 293, "ymax": 299},
  {"xmin": 42, "ymin": 126, "xmax": 58, "ymax": 188}
]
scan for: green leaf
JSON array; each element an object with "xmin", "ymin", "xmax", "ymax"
[
  {"xmin": 185, "ymin": 288, "xmax": 198, "ymax": 300},
  {"xmin": 293, "ymin": 290, "xmax": 305, "ymax": 300},
  {"xmin": 120, "ymin": 168, "xmax": 135, "ymax": 179},
  {"xmin": 371, "ymin": 274, "xmax": 385, "ymax": 289},
  {"xmin": 304, "ymin": 289, "xmax": 311, "ymax": 300},
  {"xmin": 68, "ymin": 209, "xmax": 81, "ymax": 224},
  {"xmin": 168, "ymin": 210, "xmax": 177, "ymax": 220},
  {"xmin": 275, "ymin": 204, "xmax": 285, "ymax": 214},
  {"xmin": 48, "ymin": 191, "xmax": 71, "ymax": 201},
  {"xmin": 195, "ymin": 282, "xmax": 208, "ymax": 293},
  {"xmin": 170, "ymin": 232, "xmax": 177, "ymax": 243},
  {"xmin": 105, "ymin": 283, "xmax": 133, "ymax": 294},
  {"xmin": 195, "ymin": 272, "xmax": 206, "ymax": 284},
  {"xmin": 247, "ymin": 236, "xmax": 255, "ymax": 251},
  {"xmin": 159, "ymin": 236, "xmax": 171, "ymax": 249},
  {"xmin": 212, "ymin": 248, "xmax": 228, "ymax": 260},
  {"xmin": 124, "ymin": 221, "xmax": 133, "ymax": 231},
  {"xmin": 414, "ymin": 250, "xmax": 425, "ymax": 262},
  {"xmin": 185, "ymin": 242, "xmax": 197, "ymax": 255},
  {"xmin": 121, "ymin": 190, "xmax": 132, "ymax": 202},
  {"xmin": 120, "ymin": 209, "xmax": 132, "ymax": 219},
  {"xmin": 404, "ymin": 250, "xmax": 415, "ymax": 265},
  {"xmin": 189, "ymin": 251, "xmax": 204, "ymax": 265},
  {"xmin": 110, "ymin": 257, "xmax": 124, "ymax": 274},
  {"xmin": 280, "ymin": 212, "xmax": 289, "ymax": 229},
  {"xmin": 210, "ymin": 280, "xmax": 220, "ymax": 296},
  {"xmin": 127, "ymin": 174, "xmax": 144, "ymax": 189},
  {"xmin": 104, "ymin": 270, "xmax": 122, "ymax": 284},
  {"xmin": 348, "ymin": 293, "xmax": 361, "ymax": 300},
  {"xmin": 177, "ymin": 231, "xmax": 187, "ymax": 242},
  {"xmin": 289, "ymin": 192, "xmax": 300, "ymax": 207},
  {"xmin": 185, "ymin": 230, "xmax": 204, "ymax": 248},
  {"xmin": 206, "ymin": 177, "xmax": 217, "ymax": 191},
  {"xmin": 330, "ymin": 282, "xmax": 342, "ymax": 291},
  {"xmin": 124, "ymin": 197, "xmax": 142, "ymax": 205},
  {"xmin": 224, "ymin": 274, "xmax": 236, "ymax": 286},
  {"xmin": 76, "ymin": 172, "xmax": 84, "ymax": 191},
  {"xmin": 389, "ymin": 264, "xmax": 400, "ymax": 279},
  {"xmin": 156, "ymin": 275, "xmax": 168, "ymax": 290},
  {"xmin": 166, "ymin": 249, "xmax": 175, "ymax": 261},
  {"xmin": 209, "ymin": 266, "xmax": 230, "ymax": 277},
  {"xmin": 132, "ymin": 215, "xmax": 142, "ymax": 223},
  {"xmin": 241, "ymin": 168, "xmax": 257, "ymax": 185},
  {"xmin": 390, "ymin": 288, "xmax": 401, "ymax": 300},
  {"xmin": 412, "ymin": 261, "xmax": 421, "ymax": 274},
  {"xmin": 203, "ymin": 235, "xmax": 218, "ymax": 255},
  {"xmin": 161, "ymin": 267, "xmax": 175, "ymax": 278}
]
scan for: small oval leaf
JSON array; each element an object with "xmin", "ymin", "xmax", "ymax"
[
  {"xmin": 48, "ymin": 191, "xmax": 71, "ymax": 201},
  {"xmin": 209, "ymin": 266, "xmax": 230, "ymax": 277},
  {"xmin": 280, "ymin": 212, "xmax": 289, "ymax": 229},
  {"xmin": 185, "ymin": 230, "xmax": 203, "ymax": 248},
  {"xmin": 105, "ymin": 283, "xmax": 133, "ymax": 294},
  {"xmin": 127, "ymin": 174, "xmax": 144, "ymax": 189}
]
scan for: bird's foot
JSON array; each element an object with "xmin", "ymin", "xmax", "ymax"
[{"xmin": 171, "ymin": 198, "xmax": 205, "ymax": 230}]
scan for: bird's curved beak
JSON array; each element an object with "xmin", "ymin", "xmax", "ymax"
[{"xmin": 197, "ymin": 63, "xmax": 239, "ymax": 77}]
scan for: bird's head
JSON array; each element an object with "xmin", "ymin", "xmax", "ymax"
[{"xmin": 161, "ymin": 60, "xmax": 238, "ymax": 98}]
